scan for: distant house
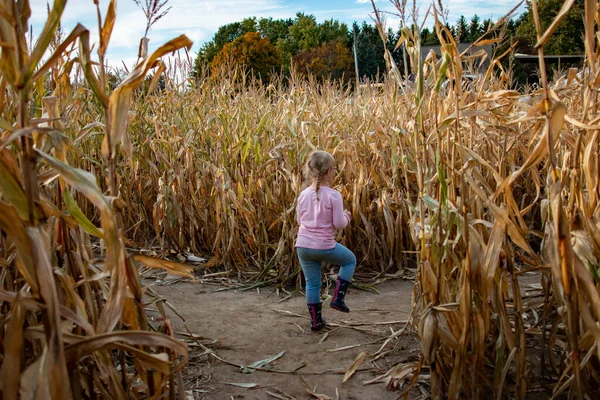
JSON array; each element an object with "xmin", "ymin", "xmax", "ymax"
[{"xmin": 420, "ymin": 43, "xmax": 493, "ymax": 71}]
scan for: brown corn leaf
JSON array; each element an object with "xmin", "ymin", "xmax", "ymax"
[
  {"xmin": 96, "ymin": 208, "xmax": 127, "ymax": 334},
  {"xmin": 133, "ymin": 254, "xmax": 194, "ymax": 279},
  {"xmin": 78, "ymin": 28, "xmax": 109, "ymax": 107},
  {"xmin": 36, "ymin": 149, "xmax": 110, "ymax": 211},
  {"xmin": 0, "ymin": 149, "xmax": 30, "ymax": 220},
  {"xmin": 483, "ymin": 222, "xmax": 504, "ymax": 297},
  {"xmin": 99, "ymin": 0, "xmax": 117, "ymax": 57},
  {"xmin": 28, "ymin": 227, "xmax": 72, "ymax": 399},
  {"xmin": 0, "ymin": 289, "xmax": 94, "ymax": 334},
  {"xmin": 574, "ymin": 259, "xmax": 600, "ymax": 324},
  {"xmin": 473, "ymin": 38, "xmax": 501, "ymax": 46},
  {"xmin": 299, "ymin": 376, "xmax": 333, "ymax": 400},
  {"xmin": 0, "ymin": 1, "xmax": 22, "ymax": 85},
  {"xmin": 0, "ymin": 295, "xmax": 24, "ymax": 398},
  {"xmin": 535, "ymin": 0, "xmax": 576, "ymax": 49},
  {"xmin": 583, "ymin": 130, "xmax": 598, "ymax": 211},
  {"xmin": 488, "ymin": 202, "xmax": 536, "ymax": 258},
  {"xmin": 115, "ymin": 344, "xmax": 171, "ymax": 374},
  {"xmin": 549, "ymin": 180, "xmax": 575, "ymax": 295},
  {"xmin": 64, "ymin": 330, "xmax": 188, "ymax": 367},
  {"xmin": 386, "ymin": 363, "xmax": 416, "ymax": 391},
  {"xmin": 342, "ymin": 351, "xmax": 368, "ymax": 383},
  {"xmin": 584, "ymin": 0, "xmax": 597, "ymax": 66},
  {"xmin": 102, "ymin": 34, "xmax": 193, "ymax": 160},
  {"xmin": 506, "ymin": 99, "xmax": 566, "ymax": 189},
  {"xmin": 22, "ymin": 0, "xmax": 67, "ymax": 86},
  {"xmin": 0, "ymin": 202, "xmax": 37, "ymax": 291},
  {"xmin": 19, "ymin": 358, "xmax": 50, "ymax": 400},
  {"xmin": 31, "ymin": 23, "xmax": 87, "ymax": 83}
]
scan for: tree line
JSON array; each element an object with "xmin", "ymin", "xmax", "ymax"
[{"xmin": 192, "ymin": 0, "xmax": 585, "ymax": 87}]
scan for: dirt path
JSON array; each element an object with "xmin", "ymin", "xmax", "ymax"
[{"xmin": 154, "ymin": 278, "xmax": 419, "ymax": 399}]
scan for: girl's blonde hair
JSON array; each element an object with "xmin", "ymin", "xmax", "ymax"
[{"xmin": 304, "ymin": 150, "xmax": 334, "ymax": 201}]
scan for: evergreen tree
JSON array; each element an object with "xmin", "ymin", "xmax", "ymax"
[
  {"xmin": 421, "ymin": 27, "xmax": 440, "ymax": 46},
  {"xmin": 455, "ymin": 16, "xmax": 469, "ymax": 42},
  {"xmin": 352, "ymin": 22, "xmax": 386, "ymax": 80},
  {"xmin": 467, "ymin": 15, "xmax": 482, "ymax": 42}
]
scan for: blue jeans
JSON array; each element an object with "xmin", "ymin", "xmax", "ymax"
[{"xmin": 296, "ymin": 243, "xmax": 356, "ymax": 304}]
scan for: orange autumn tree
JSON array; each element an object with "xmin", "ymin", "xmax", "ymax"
[
  {"xmin": 292, "ymin": 40, "xmax": 355, "ymax": 83},
  {"xmin": 210, "ymin": 32, "xmax": 281, "ymax": 81}
]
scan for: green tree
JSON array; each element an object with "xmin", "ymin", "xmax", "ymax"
[
  {"xmin": 277, "ymin": 13, "xmax": 349, "ymax": 68},
  {"xmin": 467, "ymin": 15, "xmax": 482, "ymax": 42},
  {"xmin": 353, "ymin": 22, "xmax": 402, "ymax": 80},
  {"xmin": 481, "ymin": 18, "xmax": 494, "ymax": 36},
  {"xmin": 421, "ymin": 27, "xmax": 440, "ymax": 46},
  {"xmin": 515, "ymin": 0, "xmax": 585, "ymax": 55},
  {"xmin": 210, "ymin": 32, "xmax": 280, "ymax": 81},
  {"xmin": 353, "ymin": 22, "xmax": 385, "ymax": 80},
  {"xmin": 455, "ymin": 16, "xmax": 469, "ymax": 42},
  {"xmin": 258, "ymin": 17, "xmax": 293, "ymax": 44},
  {"xmin": 319, "ymin": 19, "xmax": 349, "ymax": 44}
]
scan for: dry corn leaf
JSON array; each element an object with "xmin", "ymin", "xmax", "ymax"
[
  {"xmin": 22, "ymin": 0, "xmax": 67, "ymax": 85},
  {"xmin": 299, "ymin": 376, "xmax": 333, "ymax": 400},
  {"xmin": 28, "ymin": 227, "xmax": 72, "ymax": 399},
  {"xmin": 0, "ymin": 151, "xmax": 30, "ymax": 220},
  {"xmin": 78, "ymin": 28, "xmax": 108, "ymax": 107},
  {"xmin": 103, "ymin": 34, "xmax": 193, "ymax": 160},
  {"xmin": 31, "ymin": 23, "xmax": 88, "ymax": 83},
  {"xmin": 0, "ymin": 295, "xmax": 24, "ymax": 398},
  {"xmin": 535, "ymin": 0, "xmax": 576, "ymax": 49},
  {"xmin": 240, "ymin": 351, "xmax": 285, "ymax": 373},
  {"xmin": 19, "ymin": 358, "xmax": 50, "ymax": 400},
  {"xmin": 342, "ymin": 351, "xmax": 368, "ymax": 383},
  {"xmin": 386, "ymin": 363, "xmax": 416, "ymax": 391},
  {"xmin": 0, "ymin": 202, "xmax": 37, "ymax": 291},
  {"xmin": 36, "ymin": 149, "xmax": 110, "ymax": 211},
  {"xmin": 133, "ymin": 254, "xmax": 194, "ymax": 278},
  {"xmin": 99, "ymin": 0, "xmax": 117, "ymax": 57},
  {"xmin": 64, "ymin": 330, "xmax": 188, "ymax": 366},
  {"xmin": 583, "ymin": 130, "xmax": 598, "ymax": 210}
]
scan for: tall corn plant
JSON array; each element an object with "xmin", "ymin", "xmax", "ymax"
[
  {"xmin": 372, "ymin": 0, "xmax": 600, "ymax": 398},
  {"xmin": 0, "ymin": 1, "xmax": 192, "ymax": 398},
  {"xmin": 83, "ymin": 63, "xmax": 415, "ymax": 283}
]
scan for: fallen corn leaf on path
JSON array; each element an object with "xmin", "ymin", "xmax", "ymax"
[{"xmin": 154, "ymin": 278, "xmax": 419, "ymax": 399}]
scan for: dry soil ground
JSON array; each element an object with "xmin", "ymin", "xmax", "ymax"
[{"xmin": 153, "ymin": 278, "xmax": 421, "ymax": 400}]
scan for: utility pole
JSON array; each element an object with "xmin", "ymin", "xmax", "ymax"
[{"xmin": 353, "ymin": 29, "xmax": 360, "ymax": 94}]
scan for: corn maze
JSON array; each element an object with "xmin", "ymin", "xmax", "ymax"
[{"xmin": 0, "ymin": 0, "xmax": 599, "ymax": 398}]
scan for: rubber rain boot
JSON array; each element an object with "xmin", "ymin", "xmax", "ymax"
[
  {"xmin": 330, "ymin": 277, "xmax": 351, "ymax": 313},
  {"xmin": 308, "ymin": 303, "xmax": 326, "ymax": 331}
]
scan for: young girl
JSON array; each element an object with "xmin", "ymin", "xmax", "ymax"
[{"xmin": 295, "ymin": 150, "xmax": 356, "ymax": 331}]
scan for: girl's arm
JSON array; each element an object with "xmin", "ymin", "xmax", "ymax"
[{"xmin": 332, "ymin": 192, "xmax": 350, "ymax": 229}]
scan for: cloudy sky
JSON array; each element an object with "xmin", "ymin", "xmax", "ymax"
[{"xmin": 29, "ymin": 0, "xmax": 526, "ymax": 70}]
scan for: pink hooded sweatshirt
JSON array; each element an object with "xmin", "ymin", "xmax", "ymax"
[{"xmin": 295, "ymin": 185, "xmax": 350, "ymax": 250}]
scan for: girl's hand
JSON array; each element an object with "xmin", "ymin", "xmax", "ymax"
[{"xmin": 344, "ymin": 209, "xmax": 351, "ymax": 220}]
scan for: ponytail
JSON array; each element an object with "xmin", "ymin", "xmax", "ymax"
[{"xmin": 316, "ymin": 175, "xmax": 321, "ymax": 201}]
